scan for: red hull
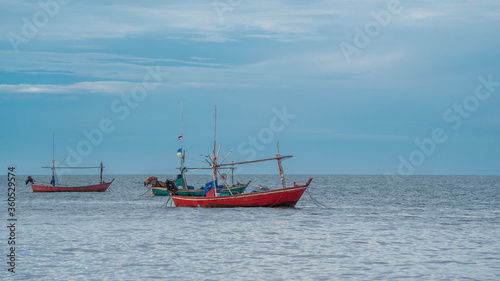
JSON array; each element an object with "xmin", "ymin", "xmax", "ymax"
[
  {"xmin": 31, "ymin": 180, "xmax": 113, "ymax": 192},
  {"xmin": 171, "ymin": 178, "xmax": 312, "ymax": 208}
]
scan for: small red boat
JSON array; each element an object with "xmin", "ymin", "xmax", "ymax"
[
  {"xmin": 171, "ymin": 179, "xmax": 312, "ymax": 208},
  {"xmin": 29, "ymin": 135, "xmax": 114, "ymax": 192},
  {"xmin": 31, "ymin": 180, "xmax": 114, "ymax": 192}
]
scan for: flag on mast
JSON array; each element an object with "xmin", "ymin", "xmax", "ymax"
[
  {"xmin": 177, "ymin": 148, "xmax": 182, "ymax": 156},
  {"xmin": 178, "ymin": 134, "xmax": 183, "ymax": 141}
]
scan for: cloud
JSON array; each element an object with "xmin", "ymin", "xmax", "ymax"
[
  {"xmin": 0, "ymin": 50, "xmax": 225, "ymax": 82},
  {"xmin": 191, "ymin": 57, "xmax": 213, "ymax": 61},
  {"xmin": 186, "ymin": 33, "xmax": 237, "ymax": 42},
  {"xmin": 406, "ymin": 9, "xmax": 443, "ymax": 20},
  {"xmin": 178, "ymin": 82, "xmax": 259, "ymax": 88},
  {"xmin": 0, "ymin": 1, "xmax": 360, "ymax": 43},
  {"xmin": 1, "ymin": 0, "xmax": 499, "ymax": 47},
  {"xmin": 67, "ymin": 45, "xmax": 103, "ymax": 49},
  {"xmin": 0, "ymin": 79, "xmax": 263, "ymax": 95},
  {"xmin": 0, "ymin": 81, "xmax": 140, "ymax": 94},
  {"xmin": 400, "ymin": 2, "xmax": 500, "ymax": 26}
]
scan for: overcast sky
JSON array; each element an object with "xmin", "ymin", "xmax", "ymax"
[{"xmin": 1, "ymin": 0, "xmax": 499, "ymax": 176}]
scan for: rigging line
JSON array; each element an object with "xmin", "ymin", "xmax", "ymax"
[
  {"xmin": 219, "ymin": 149, "xmax": 233, "ymax": 165},
  {"xmin": 55, "ymin": 170, "xmax": 59, "ymax": 187},
  {"xmin": 31, "ymin": 181, "xmax": 52, "ymax": 185},
  {"xmin": 185, "ymin": 157, "xmax": 206, "ymax": 163},
  {"xmin": 268, "ymin": 188, "xmax": 286, "ymax": 208},
  {"xmin": 216, "ymin": 170, "xmax": 234, "ymax": 195},
  {"xmin": 305, "ymin": 189, "xmax": 332, "ymax": 209},
  {"xmin": 140, "ymin": 187, "xmax": 152, "ymax": 196},
  {"xmin": 232, "ymin": 167, "xmax": 245, "ymax": 184},
  {"xmin": 216, "ymin": 143, "xmax": 221, "ymax": 160},
  {"xmin": 226, "ymin": 165, "xmax": 244, "ymax": 184},
  {"xmin": 57, "ymin": 155, "xmax": 69, "ymax": 167}
]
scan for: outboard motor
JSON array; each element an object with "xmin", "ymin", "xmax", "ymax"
[
  {"xmin": 25, "ymin": 176, "xmax": 34, "ymax": 185},
  {"xmin": 165, "ymin": 179, "xmax": 178, "ymax": 193}
]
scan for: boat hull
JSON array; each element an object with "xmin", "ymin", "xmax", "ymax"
[
  {"xmin": 31, "ymin": 181, "xmax": 113, "ymax": 192},
  {"xmin": 171, "ymin": 179, "xmax": 312, "ymax": 208}
]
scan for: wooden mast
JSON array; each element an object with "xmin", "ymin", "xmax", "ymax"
[
  {"xmin": 212, "ymin": 105, "xmax": 218, "ymax": 196},
  {"xmin": 180, "ymin": 101, "xmax": 187, "ymax": 190},
  {"xmin": 277, "ymin": 140, "xmax": 286, "ymax": 189},
  {"xmin": 231, "ymin": 163, "xmax": 234, "ymax": 186},
  {"xmin": 181, "ymin": 100, "xmax": 183, "ymax": 153},
  {"xmin": 99, "ymin": 161, "xmax": 103, "ymax": 183},
  {"xmin": 52, "ymin": 133, "xmax": 56, "ymax": 186}
]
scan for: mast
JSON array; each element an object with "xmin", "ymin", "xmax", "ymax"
[
  {"xmin": 99, "ymin": 161, "xmax": 103, "ymax": 183},
  {"xmin": 231, "ymin": 163, "xmax": 234, "ymax": 186},
  {"xmin": 212, "ymin": 105, "xmax": 218, "ymax": 196},
  {"xmin": 179, "ymin": 101, "xmax": 187, "ymax": 189},
  {"xmin": 51, "ymin": 133, "xmax": 56, "ymax": 186},
  {"xmin": 277, "ymin": 140, "xmax": 286, "ymax": 188},
  {"xmin": 214, "ymin": 105, "xmax": 217, "ymax": 158},
  {"xmin": 52, "ymin": 133, "xmax": 55, "ymax": 168},
  {"xmin": 181, "ymin": 100, "xmax": 184, "ymax": 152}
]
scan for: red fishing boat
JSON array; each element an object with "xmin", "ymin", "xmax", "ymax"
[
  {"xmin": 171, "ymin": 178, "xmax": 312, "ymax": 207},
  {"xmin": 27, "ymin": 134, "xmax": 114, "ymax": 192},
  {"xmin": 31, "ymin": 180, "xmax": 114, "ymax": 193},
  {"xmin": 169, "ymin": 107, "xmax": 312, "ymax": 208}
]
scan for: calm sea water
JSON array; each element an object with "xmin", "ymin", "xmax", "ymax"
[{"xmin": 2, "ymin": 175, "xmax": 499, "ymax": 280}]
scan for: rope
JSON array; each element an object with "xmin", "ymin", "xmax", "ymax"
[
  {"xmin": 140, "ymin": 186, "xmax": 153, "ymax": 196},
  {"xmin": 305, "ymin": 189, "xmax": 332, "ymax": 209},
  {"xmin": 268, "ymin": 190, "xmax": 285, "ymax": 208},
  {"xmin": 29, "ymin": 181, "xmax": 52, "ymax": 185},
  {"xmin": 186, "ymin": 156, "xmax": 206, "ymax": 163}
]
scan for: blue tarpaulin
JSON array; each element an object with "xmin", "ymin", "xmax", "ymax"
[{"xmin": 203, "ymin": 180, "xmax": 218, "ymax": 197}]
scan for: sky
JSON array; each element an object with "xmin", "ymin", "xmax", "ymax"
[{"xmin": 1, "ymin": 0, "xmax": 500, "ymax": 176}]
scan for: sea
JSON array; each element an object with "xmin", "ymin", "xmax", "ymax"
[{"xmin": 1, "ymin": 174, "xmax": 499, "ymax": 280}]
